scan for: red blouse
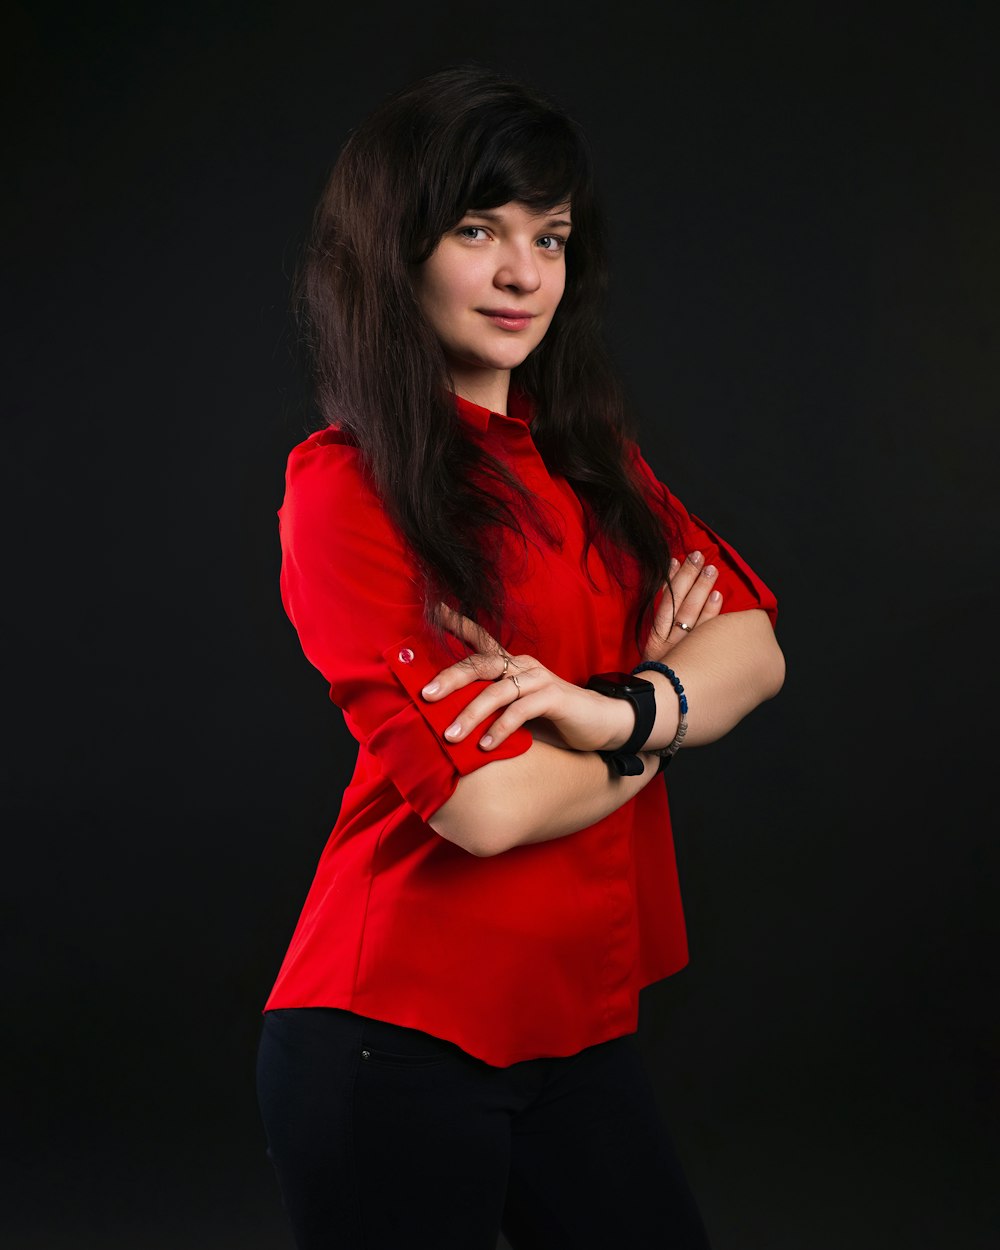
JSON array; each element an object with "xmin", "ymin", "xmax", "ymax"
[{"xmin": 262, "ymin": 390, "xmax": 778, "ymax": 1066}]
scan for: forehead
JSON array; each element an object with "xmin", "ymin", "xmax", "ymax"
[{"xmin": 464, "ymin": 201, "xmax": 572, "ymax": 225}]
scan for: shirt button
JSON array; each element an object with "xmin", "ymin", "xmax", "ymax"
[{"xmin": 398, "ymin": 647, "xmax": 415, "ymax": 664}]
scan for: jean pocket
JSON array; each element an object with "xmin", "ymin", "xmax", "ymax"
[
  {"xmin": 358, "ymin": 1018, "xmax": 458, "ymax": 1069},
  {"xmin": 359, "ymin": 1046, "xmax": 451, "ymax": 1069}
]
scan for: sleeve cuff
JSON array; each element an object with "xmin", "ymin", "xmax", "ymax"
[{"xmin": 368, "ymin": 634, "xmax": 534, "ymax": 821}]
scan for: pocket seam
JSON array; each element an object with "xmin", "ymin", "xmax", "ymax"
[{"xmin": 360, "ymin": 1047, "xmax": 452, "ymax": 1069}]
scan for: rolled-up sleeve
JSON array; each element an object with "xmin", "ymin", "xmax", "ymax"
[
  {"xmin": 629, "ymin": 444, "xmax": 779, "ymax": 627},
  {"xmin": 277, "ymin": 430, "xmax": 533, "ymax": 822}
]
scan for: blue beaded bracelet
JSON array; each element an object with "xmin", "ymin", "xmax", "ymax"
[{"xmin": 631, "ymin": 660, "xmax": 688, "ymax": 768}]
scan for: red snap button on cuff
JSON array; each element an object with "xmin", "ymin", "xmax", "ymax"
[{"xmin": 398, "ymin": 647, "xmax": 415, "ymax": 664}]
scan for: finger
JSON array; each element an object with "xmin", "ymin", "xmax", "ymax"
[
  {"xmin": 421, "ymin": 648, "xmax": 511, "ymax": 700},
  {"xmin": 670, "ymin": 561, "xmax": 718, "ymax": 633},
  {"xmin": 441, "ymin": 674, "xmax": 537, "ymax": 745},
  {"xmin": 668, "ymin": 550, "xmax": 705, "ymax": 600},
  {"xmin": 426, "ymin": 604, "xmax": 509, "ymax": 697},
  {"xmin": 647, "ymin": 579, "xmax": 677, "ymax": 653},
  {"xmin": 694, "ymin": 586, "xmax": 723, "ymax": 625},
  {"xmin": 645, "ymin": 551, "xmax": 701, "ymax": 655},
  {"xmin": 477, "ymin": 687, "xmax": 555, "ymax": 749},
  {"xmin": 644, "ymin": 552, "xmax": 716, "ymax": 658}
]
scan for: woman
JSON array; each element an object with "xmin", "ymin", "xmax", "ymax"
[{"xmin": 256, "ymin": 63, "xmax": 784, "ymax": 1250}]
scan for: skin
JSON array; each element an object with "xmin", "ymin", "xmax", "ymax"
[
  {"xmin": 412, "ymin": 200, "xmax": 786, "ymax": 857},
  {"xmin": 412, "ymin": 201, "xmax": 572, "ymax": 414},
  {"xmin": 430, "ymin": 551, "xmax": 728, "ymax": 754}
]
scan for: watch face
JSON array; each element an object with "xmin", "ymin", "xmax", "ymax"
[{"xmin": 586, "ymin": 672, "xmax": 655, "ymax": 696}]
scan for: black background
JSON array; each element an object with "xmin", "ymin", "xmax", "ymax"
[{"xmin": 6, "ymin": 3, "xmax": 998, "ymax": 1248}]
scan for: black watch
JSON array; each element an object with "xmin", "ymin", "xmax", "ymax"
[{"xmin": 585, "ymin": 671, "xmax": 657, "ymax": 776}]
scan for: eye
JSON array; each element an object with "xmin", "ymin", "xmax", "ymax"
[
  {"xmin": 456, "ymin": 225, "xmax": 489, "ymax": 241},
  {"xmin": 537, "ymin": 234, "xmax": 568, "ymax": 253}
]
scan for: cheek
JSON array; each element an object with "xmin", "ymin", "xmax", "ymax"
[
  {"xmin": 416, "ymin": 275, "xmax": 458, "ymax": 335},
  {"xmin": 543, "ymin": 273, "xmax": 567, "ymax": 323},
  {"xmin": 415, "ymin": 252, "xmax": 455, "ymax": 305},
  {"xmin": 428, "ymin": 267, "xmax": 475, "ymax": 318}
]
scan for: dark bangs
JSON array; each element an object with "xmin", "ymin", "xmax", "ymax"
[
  {"xmin": 398, "ymin": 67, "xmax": 596, "ymax": 264},
  {"xmin": 460, "ymin": 112, "xmax": 587, "ymax": 219}
]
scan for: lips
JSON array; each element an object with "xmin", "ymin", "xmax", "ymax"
[{"xmin": 480, "ymin": 309, "xmax": 536, "ymax": 330}]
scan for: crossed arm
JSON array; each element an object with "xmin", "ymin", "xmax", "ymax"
[{"xmin": 425, "ymin": 552, "xmax": 785, "ymax": 856}]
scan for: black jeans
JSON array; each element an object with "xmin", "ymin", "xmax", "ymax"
[{"xmin": 256, "ymin": 1007, "xmax": 712, "ymax": 1250}]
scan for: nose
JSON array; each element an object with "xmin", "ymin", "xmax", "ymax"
[{"xmin": 494, "ymin": 242, "xmax": 541, "ymax": 293}]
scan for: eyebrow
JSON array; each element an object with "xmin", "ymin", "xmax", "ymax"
[{"xmin": 465, "ymin": 209, "xmax": 573, "ymax": 230}]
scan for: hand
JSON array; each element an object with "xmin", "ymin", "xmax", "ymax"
[
  {"xmin": 420, "ymin": 605, "xmax": 634, "ymax": 754},
  {"xmin": 642, "ymin": 550, "xmax": 723, "ymax": 662}
]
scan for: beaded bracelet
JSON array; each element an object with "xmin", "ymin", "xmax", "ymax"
[{"xmin": 631, "ymin": 660, "xmax": 688, "ymax": 769}]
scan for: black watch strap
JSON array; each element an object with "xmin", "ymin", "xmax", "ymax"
[
  {"xmin": 585, "ymin": 671, "xmax": 657, "ymax": 776},
  {"xmin": 601, "ymin": 750, "xmax": 646, "ymax": 777}
]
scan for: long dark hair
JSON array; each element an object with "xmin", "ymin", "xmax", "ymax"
[{"xmin": 296, "ymin": 63, "xmax": 679, "ymax": 652}]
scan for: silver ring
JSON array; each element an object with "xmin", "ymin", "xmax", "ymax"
[
  {"xmin": 507, "ymin": 674, "xmax": 521, "ymax": 699},
  {"xmin": 675, "ymin": 620, "xmax": 693, "ymax": 633}
]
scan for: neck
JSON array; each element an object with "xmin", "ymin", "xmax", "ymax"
[{"xmin": 449, "ymin": 369, "xmax": 510, "ymax": 415}]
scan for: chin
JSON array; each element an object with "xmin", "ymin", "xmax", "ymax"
[
  {"xmin": 453, "ymin": 349, "xmax": 532, "ymax": 374},
  {"xmin": 482, "ymin": 340, "xmax": 543, "ymax": 370}
]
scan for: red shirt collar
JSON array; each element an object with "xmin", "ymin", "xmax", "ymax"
[{"xmin": 453, "ymin": 389, "xmax": 534, "ymax": 433}]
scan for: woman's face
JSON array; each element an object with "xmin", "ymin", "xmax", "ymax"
[{"xmin": 413, "ymin": 200, "xmax": 571, "ymax": 403}]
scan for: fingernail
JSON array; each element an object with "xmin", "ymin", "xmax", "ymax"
[
  {"xmin": 702, "ymin": 564, "xmax": 717, "ymax": 578},
  {"xmin": 444, "ymin": 723, "xmax": 461, "ymax": 739},
  {"xmin": 709, "ymin": 590, "xmax": 722, "ymax": 602},
  {"xmin": 479, "ymin": 734, "xmax": 493, "ymax": 748},
  {"xmin": 422, "ymin": 681, "xmax": 440, "ymax": 696},
  {"xmin": 669, "ymin": 558, "xmax": 679, "ymax": 573},
  {"xmin": 688, "ymin": 550, "xmax": 703, "ymax": 566}
]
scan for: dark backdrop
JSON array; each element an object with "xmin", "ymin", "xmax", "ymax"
[{"xmin": 6, "ymin": 3, "xmax": 997, "ymax": 1248}]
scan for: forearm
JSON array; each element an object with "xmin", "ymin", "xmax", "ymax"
[
  {"xmin": 423, "ymin": 608, "xmax": 783, "ymax": 855},
  {"xmin": 608, "ymin": 609, "xmax": 785, "ymax": 752},
  {"xmin": 428, "ymin": 741, "xmax": 660, "ymax": 857}
]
